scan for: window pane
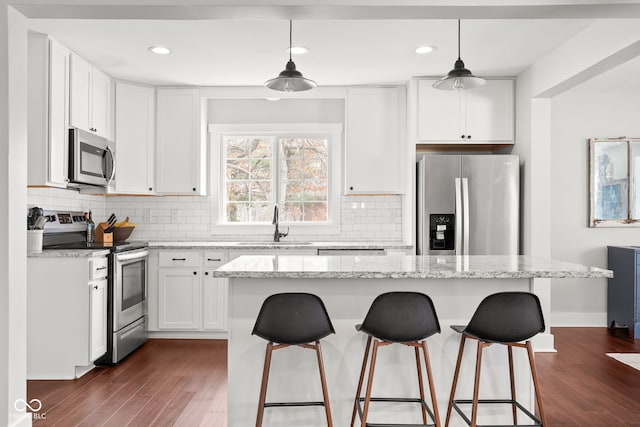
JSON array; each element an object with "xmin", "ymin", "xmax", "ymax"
[
  {"xmin": 304, "ymin": 180, "xmax": 327, "ymax": 201},
  {"xmin": 227, "ymin": 203, "xmax": 249, "ymax": 222},
  {"xmin": 227, "ymin": 181, "xmax": 250, "ymax": 201},
  {"xmin": 280, "ymin": 138, "xmax": 304, "ymax": 159},
  {"xmin": 304, "ymin": 158, "xmax": 327, "ymax": 180},
  {"xmin": 251, "ymin": 159, "xmax": 272, "ymax": 179},
  {"xmin": 282, "ymin": 202, "xmax": 303, "ymax": 221},
  {"xmin": 226, "ymin": 159, "xmax": 249, "ymax": 180},
  {"xmin": 304, "ymin": 139, "xmax": 327, "ymax": 158},
  {"xmin": 250, "ymin": 181, "xmax": 272, "ymax": 201},
  {"xmin": 282, "ymin": 181, "xmax": 303, "ymax": 201},
  {"xmin": 303, "ymin": 202, "xmax": 328, "ymax": 221},
  {"xmin": 281, "ymin": 158, "xmax": 303, "ymax": 180}
]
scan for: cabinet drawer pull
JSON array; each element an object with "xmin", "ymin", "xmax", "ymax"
[
  {"xmin": 172, "ymin": 258, "xmax": 187, "ymax": 261},
  {"xmin": 207, "ymin": 258, "xmax": 222, "ymax": 262},
  {"xmin": 96, "ymin": 266, "xmax": 107, "ymax": 271}
]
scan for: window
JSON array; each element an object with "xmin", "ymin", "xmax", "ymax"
[{"xmin": 210, "ymin": 124, "xmax": 342, "ymax": 232}]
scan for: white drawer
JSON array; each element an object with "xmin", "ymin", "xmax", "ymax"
[
  {"xmin": 90, "ymin": 257, "xmax": 109, "ymax": 280},
  {"xmin": 203, "ymin": 251, "xmax": 226, "ymax": 269},
  {"xmin": 158, "ymin": 251, "xmax": 200, "ymax": 267}
]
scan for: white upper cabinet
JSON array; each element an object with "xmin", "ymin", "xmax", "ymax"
[
  {"xmin": 27, "ymin": 33, "xmax": 70, "ymax": 188},
  {"xmin": 344, "ymin": 86, "xmax": 406, "ymax": 195},
  {"xmin": 417, "ymin": 78, "xmax": 514, "ymax": 144},
  {"xmin": 114, "ymin": 81, "xmax": 155, "ymax": 194},
  {"xmin": 70, "ymin": 53, "xmax": 112, "ymax": 140},
  {"xmin": 155, "ymin": 88, "xmax": 205, "ymax": 195}
]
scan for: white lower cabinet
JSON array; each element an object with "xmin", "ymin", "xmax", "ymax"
[
  {"xmin": 149, "ymin": 250, "xmax": 228, "ymax": 334},
  {"xmin": 158, "ymin": 268, "xmax": 201, "ymax": 330},
  {"xmin": 89, "ymin": 278, "xmax": 107, "ymax": 361},
  {"xmin": 27, "ymin": 254, "xmax": 109, "ymax": 379}
]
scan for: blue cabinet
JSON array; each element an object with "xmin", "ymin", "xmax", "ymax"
[{"xmin": 607, "ymin": 246, "xmax": 640, "ymax": 338}]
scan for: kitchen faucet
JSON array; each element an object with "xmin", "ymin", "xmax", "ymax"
[{"xmin": 272, "ymin": 204, "xmax": 289, "ymax": 242}]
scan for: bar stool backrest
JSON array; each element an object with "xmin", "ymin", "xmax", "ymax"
[
  {"xmin": 359, "ymin": 292, "xmax": 441, "ymax": 342},
  {"xmin": 252, "ymin": 292, "xmax": 335, "ymax": 345},
  {"xmin": 464, "ymin": 292, "xmax": 545, "ymax": 343}
]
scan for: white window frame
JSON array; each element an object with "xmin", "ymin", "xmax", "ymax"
[{"xmin": 209, "ymin": 123, "xmax": 342, "ymax": 235}]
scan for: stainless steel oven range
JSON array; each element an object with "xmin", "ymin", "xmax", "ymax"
[{"xmin": 41, "ymin": 210, "xmax": 148, "ymax": 363}]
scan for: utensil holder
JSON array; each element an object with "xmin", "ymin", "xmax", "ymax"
[
  {"xmin": 27, "ymin": 230, "xmax": 43, "ymax": 253},
  {"xmin": 95, "ymin": 223, "xmax": 113, "ymax": 244}
]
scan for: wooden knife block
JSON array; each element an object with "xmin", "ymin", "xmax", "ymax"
[{"xmin": 95, "ymin": 223, "xmax": 113, "ymax": 244}]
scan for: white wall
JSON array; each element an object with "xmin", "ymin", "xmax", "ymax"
[
  {"xmin": 0, "ymin": 6, "xmax": 31, "ymax": 427},
  {"xmin": 550, "ymin": 90, "xmax": 640, "ymax": 325}
]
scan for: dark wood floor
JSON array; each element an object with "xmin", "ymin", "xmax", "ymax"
[{"xmin": 27, "ymin": 328, "xmax": 640, "ymax": 426}]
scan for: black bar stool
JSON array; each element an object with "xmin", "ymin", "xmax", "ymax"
[
  {"xmin": 445, "ymin": 292, "xmax": 547, "ymax": 427},
  {"xmin": 351, "ymin": 291, "xmax": 442, "ymax": 427},
  {"xmin": 252, "ymin": 292, "xmax": 335, "ymax": 427}
]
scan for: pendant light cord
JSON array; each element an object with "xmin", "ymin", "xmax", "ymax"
[
  {"xmin": 457, "ymin": 19, "xmax": 461, "ymax": 60},
  {"xmin": 289, "ymin": 20, "xmax": 293, "ymax": 61}
]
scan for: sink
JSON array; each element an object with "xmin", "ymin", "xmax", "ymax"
[{"xmin": 235, "ymin": 241, "xmax": 313, "ymax": 246}]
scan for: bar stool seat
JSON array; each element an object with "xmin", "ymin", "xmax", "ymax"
[
  {"xmin": 351, "ymin": 291, "xmax": 442, "ymax": 427},
  {"xmin": 252, "ymin": 293, "xmax": 335, "ymax": 427},
  {"xmin": 445, "ymin": 291, "xmax": 547, "ymax": 427}
]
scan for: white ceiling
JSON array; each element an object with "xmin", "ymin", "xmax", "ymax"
[{"xmin": 28, "ymin": 18, "xmax": 595, "ymax": 87}]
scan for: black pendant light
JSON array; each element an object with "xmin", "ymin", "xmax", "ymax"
[
  {"xmin": 433, "ymin": 20, "xmax": 485, "ymax": 91},
  {"xmin": 265, "ymin": 20, "xmax": 317, "ymax": 92}
]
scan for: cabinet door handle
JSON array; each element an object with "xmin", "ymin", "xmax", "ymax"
[
  {"xmin": 207, "ymin": 258, "xmax": 222, "ymax": 262},
  {"xmin": 192, "ymin": 188, "xmax": 196, "ymax": 192},
  {"xmin": 193, "ymin": 271, "xmax": 197, "ymax": 275},
  {"xmin": 467, "ymin": 135, "xmax": 472, "ymax": 139},
  {"xmin": 94, "ymin": 285, "xmax": 99, "ymax": 289},
  {"xmin": 96, "ymin": 266, "xmax": 107, "ymax": 271},
  {"xmin": 172, "ymin": 258, "xmax": 187, "ymax": 261},
  {"xmin": 205, "ymin": 272, "xmax": 209, "ymax": 276},
  {"xmin": 461, "ymin": 135, "xmax": 465, "ymax": 139}
]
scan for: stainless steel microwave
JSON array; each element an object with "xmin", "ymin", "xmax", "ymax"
[{"xmin": 68, "ymin": 128, "xmax": 115, "ymax": 187}]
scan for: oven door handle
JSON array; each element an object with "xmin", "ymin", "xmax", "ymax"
[{"xmin": 116, "ymin": 250, "xmax": 149, "ymax": 262}]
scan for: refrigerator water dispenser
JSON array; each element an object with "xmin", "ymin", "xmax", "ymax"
[{"xmin": 429, "ymin": 214, "xmax": 455, "ymax": 250}]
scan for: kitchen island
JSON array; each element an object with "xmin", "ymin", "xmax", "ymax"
[{"xmin": 213, "ymin": 255, "xmax": 611, "ymax": 427}]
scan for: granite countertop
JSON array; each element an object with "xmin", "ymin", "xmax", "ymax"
[
  {"xmin": 28, "ymin": 249, "xmax": 111, "ymax": 258},
  {"xmin": 212, "ymin": 255, "xmax": 613, "ymax": 279},
  {"xmin": 148, "ymin": 241, "xmax": 411, "ymax": 250}
]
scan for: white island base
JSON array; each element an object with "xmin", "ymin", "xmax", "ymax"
[
  {"xmin": 230, "ymin": 277, "xmax": 542, "ymax": 427},
  {"xmin": 218, "ymin": 255, "xmax": 612, "ymax": 427}
]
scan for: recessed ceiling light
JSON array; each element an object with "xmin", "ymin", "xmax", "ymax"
[
  {"xmin": 148, "ymin": 46, "xmax": 171, "ymax": 55},
  {"xmin": 415, "ymin": 45, "xmax": 436, "ymax": 54},
  {"xmin": 286, "ymin": 46, "xmax": 309, "ymax": 55}
]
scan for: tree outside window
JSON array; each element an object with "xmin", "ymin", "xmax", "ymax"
[{"xmin": 224, "ymin": 134, "xmax": 329, "ymax": 223}]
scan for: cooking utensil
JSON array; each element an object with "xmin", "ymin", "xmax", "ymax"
[
  {"xmin": 28, "ymin": 206, "xmax": 44, "ymax": 229},
  {"xmin": 33, "ymin": 216, "xmax": 47, "ymax": 230}
]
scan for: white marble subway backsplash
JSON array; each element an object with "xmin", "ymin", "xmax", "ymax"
[{"xmin": 27, "ymin": 188, "xmax": 402, "ymax": 242}]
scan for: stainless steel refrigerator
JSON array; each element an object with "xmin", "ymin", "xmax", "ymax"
[{"xmin": 416, "ymin": 154, "xmax": 519, "ymax": 255}]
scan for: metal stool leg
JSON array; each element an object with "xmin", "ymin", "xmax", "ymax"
[
  {"xmin": 508, "ymin": 345, "xmax": 517, "ymax": 425},
  {"xmin": 314, "ymin": 340, "xmax": 334, "ymax": 427},
  {"xmin": 421, "ymin": 340, "xmax": 441, "ymax": 427},
  {"xmin": 256, "ymin": 342, "xmax": 274, "ymax": 427},
  {"xmin": 526, "ymin": 341, "xmax": 547, "ymax": 426},
  {"xmin": 470, "ymin": 341, "xmax": 486, "ymax": 427},
  {"xmin": 414, "ymin": 345, "xmax": 428, "ymax": 424},
  {"xmin": 361, "ymin": 339, "xmax": 380, "ymax": 427},
  {"xmin": 351, "ymin": 336, "xmax": 372, "ymax": 427},
  {"xmin": 445, "ymin": 335, "xmax": 466, "ymax": 427}
]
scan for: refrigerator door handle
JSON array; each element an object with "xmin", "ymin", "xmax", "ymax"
[
  {"xmin": 455, "ymin": 178, "xmax": 462, "ymax": 255},
  {"xmin": 462, "ymin": 177, "xmax": 470, "ymax": 255}
]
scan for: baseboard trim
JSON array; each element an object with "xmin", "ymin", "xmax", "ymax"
[{"xmin": 550, "ymin": 312, "xmax": 607, "ymax": 327}]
